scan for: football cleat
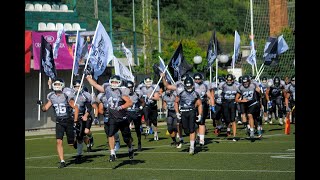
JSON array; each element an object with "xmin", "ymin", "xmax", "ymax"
[
  {"xmin": 137, "ymin": 143, "xmax": 142, "ymax": 151},
  {"xmin": 189, "ymin": 147, "xmax": 195, "ymax": 155},
  {"xmin": 109, "ymin": 154, "xmax": 116, "ymax": 162},
  {"xmin": 58, "ymin": 161, "xmax": 66, "ymax": 168},
  {"xmin": 89, "ymin": 137, "xmax": 94, "ymax": 147},
  {"xmin": 128, "ymin": 150, "xmax": 134, "ymax": 160}
]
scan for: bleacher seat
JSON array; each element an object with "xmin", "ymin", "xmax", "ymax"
[
  {"xmin": 60, "ymin": 4, "xmax": 69, "ymax": 12},
  {"xmin": 46, "ymin": 23, "xmax": 56, "ymax": 31},
  {"xmin": 63, "ymin": 23, "xmax": 73, "ymax": 31},
  {"xmin": 34, "ymin": 3, "xmax": 42, "ymax": 11},
  {"xmin": 38, "ymin": 22, "xmax": 47, "ymax": 31},
  {"xmin": 25, "ymin": 3, "xmax": 34, "ymax": 11},
  {"xmin": 51, "ymin": 4, "xmax": 60, "ymax": 11},
  {"xmin": 42, "ymin": 4, "xmax": 51, "ymax": 11},
  {"xmin": 55, "ymin": 23, "xmax": 64, "ymax": 31},
  {"xmin": 72, "ymin": 23, "xmax": 81, "ymax": 30}
]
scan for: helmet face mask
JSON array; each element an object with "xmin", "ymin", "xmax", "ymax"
[
  {"xmin": 184, "ymin": 77, "xmax": 194, "ymax": 92},
  {"xmin": 181, "ymin": 74, "xmax": 189, "ymax": 81},
  {"xmin": 291, "ymin": 76, "xmax": 295, "ymax": 86},
  {"xmin": 144, "ymin": 77, "xmax": 153, "ymax": 87},
  {"xmin": 242, "ymin": 75, "xmax": 250, "ymax": 88},
  {"xmin": 226, "ymin": 74, "xmax": 234, "ymax": 86},
  {"xmin": 109, "ymin": 75, "xmax": 122, "ymax": 89},
  {"xmin": 273, "ymin": 77, "xmax": 280, "ymax": 87},
  {"xmin": 126, "ymin": 81, "xmax": 134, "ymax": 88},
  {"xmin": 193, "ymin": 73, "xmax": 203, "ymax": 83},
  {"xmin": 53, "ymin": 79, "xmax": 65, "ymax": 91},
  {"xmin": 73, "ymin": 80, "xmax": 82, "ymax": 92}
]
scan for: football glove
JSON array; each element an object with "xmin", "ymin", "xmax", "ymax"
[
  {"xmin": 176, "ymin": 113, "xmax": 181, "ymax": 120},
  {"xmin": 116, "ymin": 106, "xmax": 123, "ymax": 111},
  {"xmin": 286, "ymin": 106, "xmax": 291, "ymax": 112},
  {"xmin": 36, "ymin": 100, "xmax": 43, "ymax": 106},
  {"xmin": 210, "ymin": 106, "xmax": 216, "ymax": 113},
  {"xmin": 73, "ymin": 122, "xmax": 81, "ymax": 133},
  {"xmin": 267, "ymin": 101, "xmax": 272, "ymax": 109},
  {"xmin": 196, "ymin": 115, "xmax": 202, "ymax": 122}
]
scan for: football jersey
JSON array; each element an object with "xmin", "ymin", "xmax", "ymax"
[
  {"xmin": 178, "ymin": 90, "xmax": 200, "ymax": 109},
  {"xmin": 47, "ymin": 91, "xmax": 74, "ymax": 119},
  {"xmin": 162, "ymin": 92, "xmax": 176, "ymax": 111}
]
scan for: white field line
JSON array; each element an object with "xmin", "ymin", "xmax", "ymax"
[
  {"xmin": 25, "ymin": 133, "xmax": 292, "ymax": 141},
  {"xmin": 25, "ymin": 148, "xmax": 294, "ymax": 160},
  {"xmin": 25, "ymin": 166, "xmax": 295, "ymax": 173}
]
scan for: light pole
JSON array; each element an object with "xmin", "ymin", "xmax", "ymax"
[
  {"xmin": 193, "ymin": 55, "xmax": 202, "ymax": 71},
  {"xmin": 215, "ymin": 54, "xmax": 229, "ymax": 85}
]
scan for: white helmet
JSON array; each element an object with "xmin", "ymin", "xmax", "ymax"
[
  {"xmin": 109, "ymin": 75, "xmax": 122, "ymax": 89},
  {"xmin": 52, "ymin": 79, "xmax": 65, "ymax": 91},
  {"xmin": 144, "ymin": 77, "xmax": 153, "ymax": 87}
]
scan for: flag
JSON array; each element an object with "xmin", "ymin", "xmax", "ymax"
[
  {"xmin": 168, "ymin": 42, "xmax": 192, "ymax": 81},
  {"xmin": 121, "ymin": 42, "xmax": 133, "ymax": 66},
  {"xmin": 206, "ymin": 31, "xmax": 219, "ymax": 68},
  {"xmin": 277, "ymin": 35, "xmax": 289, "ymax": 55},
  {"xmin": 231, "ymin": 30, "xmax": 241, "ymax": 69},
  {"xmin": 73, "ymin": 30, "xmax": 84, "ymax": 76},
  {"xmin": 53, "ymin": 28, "xmax": 64, "ymax": 59},
  {"xmin": 246, "ymin": 40, "xmax": 257, "ymax": 66},
  {"xmin": 81, "ymin": 41, "xmax": 89, "ymax": 60},
  {"xmin": 40, "ymin": 35, "xmax": 57, "ymax": 80},
  {"xmin": 114, "ymin": 56, "xmax": 135, "ymax": 82},
  {"xmin": 159, "ymin": 56, "xmax": 173, "ymax": 84},
  {"xmin": 86, "ymin": 21, "xmax": 114, "ymax": 80},
  {"xmin": 263, "ymin": 36, "xmax": 278, "ymax": 65}
]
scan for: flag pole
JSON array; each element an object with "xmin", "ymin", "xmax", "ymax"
[
  {"xmin": 215, "ymin": 57, "xmax": 218, "ymax": 87},
  {"xmin": 70, "ymin": 30, "xmax": 80, "ymax": 87},
  {"xmin": 75, "ymin": 21, "xmax": 100, "ymax": 106},
  {"xmin": 232, "ymin": 31, "xmax": 236, "ymax": 73},
  {"xmin": 38, "ymin": 71, "xmax": 42, "ymax": 121},
  {"xmin": 149, "ymin": 64, "xmax": 168, "ymax": 100},
  {"xmin": 159, "ymin": 56, "xmax": 175, "ymax": 84},
  {"xmin": 250, "ymin": 0, "xmax": 255, "ymax": 76},
  {"xmin": 209, "ymin": 65, "xmax": 212, "ymax": 120}
]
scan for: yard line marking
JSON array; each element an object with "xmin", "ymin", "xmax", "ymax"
[
  {"xmin": 25, "ymin": 133, "xmax": 292, "ymax": 141},
  {"xmin": 25, "ymin": 166, "xmax": 295, "ymax": 173},
  {"xmin": 270, "ymin": 154, "xmax": 295, "ymax": 159},
  {"xmin": 25, "ymin": 150, "xmax": 294, "ymax": 160}
]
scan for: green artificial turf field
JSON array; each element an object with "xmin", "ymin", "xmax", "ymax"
[{"xmin": 26, "ymin": 120, "xmax": 295, "ymax": 180}]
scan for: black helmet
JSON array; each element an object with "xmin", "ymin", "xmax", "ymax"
[
  {"xmin": 290, "ymin": 75, "xmax": 295, "ymax": 86},
  {"xmin": 242, "ymin": 75, "xmax": 250, "ymax": 88},
  {"xmin": 261, "ymin": 76, "xmax": 267, "ymax": 82},
  {"xmin": 72, "ymin": 80, "xmax": 82, "ymax": 92},
  {"xmin": 273, "ymin": 76, "xmax": 281, "ymax": 87},
  {"xmin": 109, "ymin": 75, "xmax": 122, "ymax": 89},
  {"xmin": 181, "ymin": 73, "xmax": 190, "ymax": 81},
  {"xmin": 218, "ymin": 76, "xmax": 225, "ymax": 83},
  {"xmin": 144, "ymin": 77, "xmax": 153, "ymax": 87},
  {"xmin": 238, "ymin": 76, "xmax": 243, "ymax": 83},
  {"xmin": 126, "ymin": 80, "xmax": 134, "ymax": 88},
  {"xmin": 225, "ymin": 74, "xmax": 234, "ymax": 86},
  {"xmin": 193, "ymin": 73, "xmax": 203, "ymax": 80},
  {"xmin": 184, "ymin": 76, "xmax": 194, "ymax": 92}
]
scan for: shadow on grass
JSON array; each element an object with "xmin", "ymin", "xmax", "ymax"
[
  {"xmin": 111, "ymin": 159, "xmax": 146, "ymax": 169},
  {"xmin": 67, "ymin": 154, "xmax": 106, "ymax": 166},
  {"xmin": 268, "ymin": 127, "xmax": 284, "ymax": 131}
]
